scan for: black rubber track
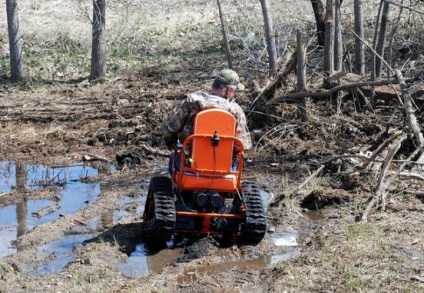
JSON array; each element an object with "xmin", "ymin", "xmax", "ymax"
[
  {"xmin": 142, "ymin": 176, "xmax": 176, "ymax": 247},
  {"xmin": 240, "ymin": 181, "xmax": 267, "ymax": 245}
]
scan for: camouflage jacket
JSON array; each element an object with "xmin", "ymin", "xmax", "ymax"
[{"xmin": 162, "ymin": 91, "xmax": 252, "ymax": 150}]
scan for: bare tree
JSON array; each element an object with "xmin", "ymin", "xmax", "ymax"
[
  {"xmin": 91, "ymin": 0, "xmax": 106, "ymax": 79},
  {"xmin": 387, "ymin": 0, "xmax": 404, "ymax": 78},
  {"xmin": 296, "ymin": 30, "xmax": 307, "ymax": 121},
  {"xmin": 324, "ymin": 0, "xmax": 335, "ymax": 73},
  {"xmin": 6, "ymin": 0, "xmax": 24, "ymax": 81},
  {"xmin": 310, "ymin": 0, "xmax": 326, "ymax": 46},
  {"xmin": 354, "ymin": 0, "xmax": 365, "ymax": 75},
  {"xmin": 375, "ymin": 1, "xmax": 390, "ymax": 78},
  {"xmin": 259, "ymin": 0, "xmax": 277, "ymax": 74},
  {"xmin": 217, "ymin": 0, "xmax": 232, "ymax": 69},
  {"xmin": 334, "ymin": 0, "xmax": 343, "ymax": 71}
]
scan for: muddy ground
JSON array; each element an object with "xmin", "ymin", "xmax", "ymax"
[{"xmin": 0, "ymin": 71, "xmax": 423, "ymax": 293}]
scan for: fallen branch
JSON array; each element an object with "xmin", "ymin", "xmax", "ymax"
[
  {"xmin": 361, "ymin": 144, "xmax": 422, "ymax": 222},
  {"xmin": 269, "ymin": 77, "xmax": 400, "ymax": 104},
  {"xmin": 362, "ymin": 133, "xmax": 406, "ymax": 221},
  {"xmin": 361, "ymin": 130, "xmax": 402, "ymax": 169},
  {"xmin": 248, "ymin": 49, "xmax": 296, "ymax": 114},
  {"xmin": 83, "ymin": 154, "xmax": 111, "ymax": 163},
  {"xmin": 290, "ymin": 165, "xmax": 325, "ymax": 198},
  {"xmin": 269, "ymin": 71, "xmax": 422, "ymax": 104},
  {"xmin": 396, "ymin": 69, "xmax": 424, "ymax": 147}
]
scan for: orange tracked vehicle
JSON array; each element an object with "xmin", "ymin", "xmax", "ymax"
[{"xmin": 142, "ymin": 108, "xmax": 266, "ymax": 246}]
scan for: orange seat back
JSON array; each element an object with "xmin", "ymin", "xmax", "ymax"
[
  {"xmin": 191, "ymin": 108, "xmax": 236, "ymax": 172},
  {"xmin": 173, "ymin": 108, "xmax": 244, "ymax": 192}
]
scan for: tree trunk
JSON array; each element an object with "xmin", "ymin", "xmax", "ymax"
[
  {"xmin": 91, "ymin": 0, "xmax": 106, "ymax": 80},
  {"xmin": 259, "ymin": 0, "xmax": 277, "ymax": 74},
  {"xmin": 334, "ymin": 0, "xmax": 343, "ymax": 72},
  {"xmin": 6, "ymin": 0, "xmax": 25, "ymax": 81},
  {"xmin": 296, "ymin": 30, "xmax": 307, "ymax": 121},
  {"xmin": 310, "ymin": 0, "xmax": 326, "ymax": 47},
  {"xmin": 387, "ymin": 0, "xmax": 404, "ymax": 79},
  {"xmin": 354, "ymin": 0, "xmax": 365, "ymax": 75},
  {"xmin": 324, "ymin": 0, "xmax": 335, "ymax": 73},
  {"xmin": 217, "ymin": 0, "xmax": 232, "ymax": 69},
  {"xmin": 375, "ymin": 1, "xmax": 390, "ymax": 78}
]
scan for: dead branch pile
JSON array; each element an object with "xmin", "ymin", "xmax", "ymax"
[{"xmin": 250, "ymin": 0, "xmax": 424, "ymax": 219}]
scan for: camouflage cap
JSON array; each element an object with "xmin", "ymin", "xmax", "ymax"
[{"xmin": 215, "ymin": 69, "xmax": 245, "ymax": 90}]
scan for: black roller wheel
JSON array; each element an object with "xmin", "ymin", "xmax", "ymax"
[
  {"xmin": 239, "ymin": 181, "xmax": 267, "ymax": 245},
  {"xmin": 142, "ymin": 176, "xmax": 176, "ymax": 248}
]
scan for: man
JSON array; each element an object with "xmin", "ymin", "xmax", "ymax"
[{"xmin": 162, "ymin": 69, "xmax": 252, "ymax": 152}]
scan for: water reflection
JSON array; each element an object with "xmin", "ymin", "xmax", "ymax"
[
  {"xmin": 16, "ymin": 162, "xmax": 28, "ymax": 241},
  {"xmin": 118, "ymin": 244, "xmax": 183, "ymax": 278},
  {"xmin": 0, "ymin": 161, "xmax": 112, "ymax": 259},
  {"xmin": 16, "ymin": 200, "xmax": 28, "ymax": 239}
]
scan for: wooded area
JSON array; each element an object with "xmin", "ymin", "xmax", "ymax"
[{"xmin": 1, "ymin": 1, "xmax": 424, "ymax": 292}]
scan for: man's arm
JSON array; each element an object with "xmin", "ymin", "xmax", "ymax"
[
  {"xmin": 232, "ymin": 104, "xmax": 252, "ymax": 150},
  {"xmin": 162, "ymin": 98, "xmax": 191, "ymax": 149}
]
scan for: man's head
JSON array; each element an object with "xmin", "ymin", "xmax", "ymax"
[{"xmin": 212, "ymin": 69, "xmax": 244, "ymax": 98}]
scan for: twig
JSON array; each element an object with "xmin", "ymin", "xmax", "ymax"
[
  {"xmin": 254, "ymin": 124, "xmax": 298, "ymax": 154},
  {"xmin": 290, "ymin": 165, "xmax": 325, "ymax": 198},
  {"xmin": 397, "ymin": 189, "xmax": 424, "ymax": 198},
  {"xmin": 376, "ymin": 134, "xmax": 405, "ymax": 211},
  {"xmin": 268, "ymin": 64, "xmax": 422, "ymax": 106},
  {"xmin": 248, "ymin": 49, "xmax": 296, "ymax": 115},
  {"xmin": 245, "ymin": 110, "xmax": 292, "ymax": 122},
  {"xmin": 348, "ymin": 26, "xmax": 394, "ymax": 76},
  {"xmin": 385, "ymin": 0, "xmax": 424, "ymax": 15},
  {"xmin": 140, "ymin": 143, "xmax": 170, "ymax": 157},
  {"xmin": 361, "ymin": 130, "xmax": 402, "ymax": 169},
  {"xmin": 269, "ymin": 77, "xmax": 401, "ymax": 103},
  {"xmin": 397, "ymin": 68, "xmax": 424, "ymax": 164},
  {"xmin": 362, "ymin": 134, "xmax": 406, "ymax": 221},
  {"xmin": 362, "ymin": 144, "xmax": 422, "ymax": 222},
  {"xmin": 399, "ymin": 172, "xmax": 424, "ymax": 181}
]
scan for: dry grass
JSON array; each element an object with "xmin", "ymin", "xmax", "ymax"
[
  {"xmin": 1, "ymin": 0, "xmax": 422, "ymax": 82},
  {"xmin": 0, "ymin": 0, "xmax": 315, "ymax": 80}
]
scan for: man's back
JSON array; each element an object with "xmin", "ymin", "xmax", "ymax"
[{"xmin": 162, "ymin": 91, "xmax": 252, "ymax": 150}]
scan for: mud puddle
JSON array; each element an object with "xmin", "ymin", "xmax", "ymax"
[
  {"xmin": 118, "ymin": 243, "xmax": 184, "ymax": 278},
  {"xmin": 115, "ymin": 187, "xmax": 274, "ymax": 278},
  {"xmin": 117, "ymin": 232, "xmax": 302, "ymax": 281},
  {"xmin": 117, "ymin": 187, "xmax": 306, "ymax": 281},
  {"xmin": 0, "ymin": 161, "xmax": 114, "ymax": 258},
  {"xmin": 2, "ymin": 172, "xmax": 310, "ymax": 280},
  {"xmin": 8, "ymin": 178, "xmax": 150, "ymax": 276},
  {"xmin": 176, "ymin": 231, "xmax": 302, "ymax": 290}
]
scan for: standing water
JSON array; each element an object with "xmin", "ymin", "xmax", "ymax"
[{"xmin": 0, "ymin": 161, "xmax": 106, "ymax": 258}]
